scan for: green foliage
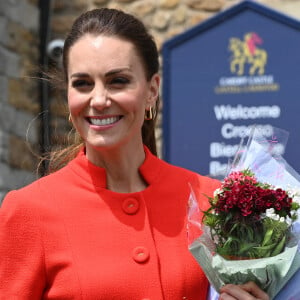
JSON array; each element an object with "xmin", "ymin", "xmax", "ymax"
[{"xmin": 205, "ymin": 211, "xmax": 290, "ymax": 259}]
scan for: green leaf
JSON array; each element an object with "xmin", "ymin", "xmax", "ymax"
[
  {"xmin": 223, "ymin": 236, "xmax": 240, "ymax": 252},
  {"xmin": 271, "ymin": 236, "xmax": 286, "ymax": 256},
  {"xmin": 238, "ymin": 243, "xmax": 257, "ymax": 256},
  {"xmin": 228, "ymin": 222, "xmax": 239, "ymax": 235},
  {"xmin": 262, "ymin": 228, "xmax": 274, "ymax": 246},
  {"xmin": 253, "ymin": 243, "xmax": 277, "ymax": 251}
]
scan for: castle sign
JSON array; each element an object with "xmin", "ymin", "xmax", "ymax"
[{"xmin": 162, "ymin": 0, "xmax": 300, "ymax": 177}]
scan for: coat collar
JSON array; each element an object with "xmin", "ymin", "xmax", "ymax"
[{"xmin": 68, "ymin": 146, "xmax": 162, "ymax": 189}]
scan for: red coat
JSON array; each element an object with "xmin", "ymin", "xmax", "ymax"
[{"xmin": 0, "ymin": 147, "xmax": 220, "ymax": 299}]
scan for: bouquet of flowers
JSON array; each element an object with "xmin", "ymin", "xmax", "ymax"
[
  {"xmin": 187, "ymin": 127, "xmax": 300, "ymax": 299},
  {"xmin": 205, "ymin": 169, "xmax": 299, "ymax": 260}
]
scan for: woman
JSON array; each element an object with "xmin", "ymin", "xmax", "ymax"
[{"xmin": 0, "ymin": 8, "xmax": 268, "ymax": 300}]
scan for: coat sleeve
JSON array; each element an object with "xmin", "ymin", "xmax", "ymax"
[{"xmin": 0, "ymin": 190, "xmax": 46, "ymax": 299}]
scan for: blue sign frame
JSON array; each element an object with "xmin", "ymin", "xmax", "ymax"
[{"xmin": 162, "ymin": 0, "xmax": 300, "ymax": 177}]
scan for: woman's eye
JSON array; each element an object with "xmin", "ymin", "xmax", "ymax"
[
  {"xmin": 72, "ymin": 80, "xmax": 92, "ymax": 88},
  {"xmin": 109, "ymin": 77, "xmax": 130, "ymax": 86}
]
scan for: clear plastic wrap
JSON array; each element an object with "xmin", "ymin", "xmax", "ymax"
[{"xmin": 187, "ymin": 126, "xmax": 300, "ymax": 299}]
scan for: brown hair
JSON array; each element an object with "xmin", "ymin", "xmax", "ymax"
[{"xmin": 47, "ymin": 8, "xmax": 160, "ymax": 173}]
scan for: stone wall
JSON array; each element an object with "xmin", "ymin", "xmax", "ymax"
[
  {"xmin": 51, "ymin": 0, "xmax": 300, "ymax": 51},
  {"xmin": 1, "ymin": 0, "xmax": 300, "ymax": 200},
  {"xmin": 0, "ymin": 0, "xmax": 39, "ymax": 200}
]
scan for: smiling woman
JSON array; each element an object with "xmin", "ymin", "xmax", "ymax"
[
  {"xmin": 67, "ymin": 34, "xmax": 159, "ymax": 170},
  {"xmin": 0, "ymin": 7, "xmax": 269, "ymax": 300}
]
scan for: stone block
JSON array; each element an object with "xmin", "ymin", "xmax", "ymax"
[
  {"xmin": 152, "ymin": 10, "xmax": 171, "ymax": 30},
  {"xmin": 8, "ymin": 78, "xmax": 40, "ymax": 114},
  {"xmin": 0, "ymin": 165, "xmax": 7, "ymax": 190},
  {"xmin": 0, "ymin": 45, "xmax": 20, "ymax": 78},
  {"xmin": 0, "ymin": 16, "xmax": 8, "ymax": 46},
  {"xmin": 15, "ymin": 110, "xmax": 39, "ymax": 144},
  {"xmin": 0, "ymin": 56, "xmax": 4, "ymax": 76},
  {"xmin": 7, "ymin": 21, "xmax": 39, "ymax": 55},
  {"xmin": 187, "ymin": 12, "xmax": 211, "ymax": 27},
  {"xmin": 0, "ymin": 161, "xmax": 37, "ymax": 191},
  {"xmin": 51, "ymin": 14, "xmax": 77, "ymax": 34},
  {"xmin": 171, "ymin": 5, "xmax": 187, "ymax": 25},
  {"xmin": 130, "ymin": 1, "xmax": 156, "ymax": 18},
  {"xmin": 0, "ymin": 103, "xmax": 38, "ymax": 143},
  {"xmin": 187, "ymin": 0, "xmax": 224, "ymax": 12},
  {"xmin": 0, "ymin": 103, "xmax": 15, "ymax": 134},
  {"xmin": 159, "ymin": 0, "xmax": 180, "ymax": 9},
  {"xmin": 262, "ymin": 0, "xmax": 300, "ymax": 19},
  {"xmin": 53, "ymin": 0, "xmax": 68, "ymax": 12},
  {"xmin": 20, "ymin": 56, "xmax": 39, "ymax": 80},
  {"xmin": 0, "ymin": 76, "xmax": 8, "ymax": 103},
  {"xmin": 186, "ymin": 0, "xmax": 205, "ymax": 10},
  {"xmin": 202, "ymin": 0, "xmax": 224, "ymax": 12},
  {"xmin": 9, "ymin": 134, "xmax": 38, "ymax": 172},
  {"xmin": 20, "ymin": 1, "xmax": 39, "ymax": 31},
  {"xmin": 0, "ymin": 130, "xmax": 8, "ymax": 164},
  {"xmin": 0, "ymin": 1, "xmax": 38, "ymax": 31}
]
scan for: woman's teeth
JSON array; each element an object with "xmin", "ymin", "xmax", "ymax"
[{"xmin": 89, "ymin": 116, "xmax": 120, "ymax": 126}]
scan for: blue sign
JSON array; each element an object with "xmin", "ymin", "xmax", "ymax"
[{"xmin": 162, "ymin": 0, "xmax": 300, "ymax": 177}]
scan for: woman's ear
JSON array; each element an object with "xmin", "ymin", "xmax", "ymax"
[{"xmin": 147, "ymin": 73, "xmax": 160, "ymax": 107}]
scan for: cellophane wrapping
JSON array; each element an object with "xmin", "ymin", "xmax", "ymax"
[{"xmin": 187, "ymin": 127, "xmax": 300, "ymax": 299}]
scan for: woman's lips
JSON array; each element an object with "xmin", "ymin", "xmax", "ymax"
[{"xmin": 87, "ymin": 116, "xmax": 122, "ymax": 126}]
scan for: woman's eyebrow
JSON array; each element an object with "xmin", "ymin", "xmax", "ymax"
[
  {"xmin": 105, "ymin": 67, "xmax": 131, "ymax": 76},
  {"xmin": 70, "ymin": 72, "xmax": 89, "ymax": 78},
  {"xmin": 70, "ymin": 68, "xmax": 131, "ymax": 79}
]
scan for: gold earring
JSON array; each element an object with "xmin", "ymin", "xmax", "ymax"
[
  {"xmin": 145, "ymin": 107, "xmax": 154, "ymax": 120},
  {"xmin": 68, "ymin": 114, "xmax": 72, "ymax": 123}
]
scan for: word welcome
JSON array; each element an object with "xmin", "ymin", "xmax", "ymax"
[{"xmin": 214, "ymin": 105, "xmax": 281, "ymax": 121}]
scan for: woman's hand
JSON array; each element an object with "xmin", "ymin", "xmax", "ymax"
[{"xmin": 219, "ymin": 282, "xmax": 269, "ymax": 300}]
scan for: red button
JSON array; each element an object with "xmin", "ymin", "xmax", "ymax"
[
  {"xmin": 132, "ymin": 246, "xmax": 150, "ymax": 263},
  {"xmin": 122, "ymin": 198, "xmax": 139, "ymax": 214}
]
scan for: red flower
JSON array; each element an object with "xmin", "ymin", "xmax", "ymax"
[{"xmin": 214, "ymin": 170, "xmax": 292, "ymax": 217}]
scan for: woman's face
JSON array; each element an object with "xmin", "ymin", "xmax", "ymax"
[{"xmin": 67, "ymin": 34, "xmax": 159, "ymax": 158}]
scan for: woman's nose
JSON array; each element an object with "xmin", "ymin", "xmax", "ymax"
[{"xmin": 90, "ymin": 85, "xmax": 110, "ymax": 108}]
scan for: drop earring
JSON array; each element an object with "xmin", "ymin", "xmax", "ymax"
[{"xmin": 144, "ymin": 107, "xmax": 155, "ymax": 120}]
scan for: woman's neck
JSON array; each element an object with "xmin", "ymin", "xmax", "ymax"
[{"xmin": 85, "ymin": 142, "xmax": 147, "ymax": 193}]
